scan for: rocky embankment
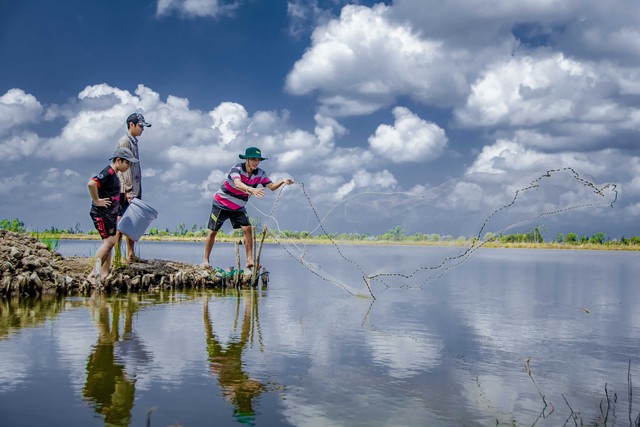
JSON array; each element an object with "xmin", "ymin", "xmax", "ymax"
[{"xmin": 0, "ymin": 230, "xmax": 267, "ymax": 298}]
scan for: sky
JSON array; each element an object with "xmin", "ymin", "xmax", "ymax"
[{"xmin": 1, "ymin": 0, "xmax": 639, "ymax": 240}]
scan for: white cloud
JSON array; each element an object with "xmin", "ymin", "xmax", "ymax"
[
  {"xmin": 456, "ymin": 53, "xmax": 596, "ymax": 128},
  {"xmin": 0, "ymin": 173, "xmax": 28, "ymax": 196},
  {"xmin": 208, "ymin": 102, "xmax": 249, "ymax": 145},
  {"xmin": 0, "ymin": 89, "xmax": 43, "ymax": 134},
  {"xmin": 322, "ymin": 147, "xmax": 374, "ymax": 175},
  {"xmin": 39, "ymin": 84, "xmax": 162, "ymax": 161},
  {"xmin": 0, "ymin": 132, "xmax": 41, "ymax": 161},
  {"xmin": 623, "ymin": 202, "xmax": 640, "ymax": 216},
  {"xmin": 314, "ymin": 113, "xmax": 345, "ymax": 147},
  {"xmin": 156, "ymin": 0, "xmax": 238, "ymax": 18},
  {"xmin": 200, "ymin": 169, "xmax": 227, "ymax": 199},
  {"xmin": 166, "ymin": 144, "xmax": 236, "ymax": 169},
  {"xmin": 335, "ymin": 169, "xmax": 397, "ymax": 200},
  {"xmin": 286, "ymin": 4, "xmax": 466, "ymax": 116},
  {"xmin": 467, "ymin": 139, "xmax": 550, "ymax": 175},
  {"xmin": 286, "ymin": 0, "xmax": 337, "ymax": 38},
  {"xmin": 466, "ymin": 138, "xmax": 620, "ymax": 179},
  {"xmin": 368, "ymin": 107, "xmax": 447, "ymax": 163}
]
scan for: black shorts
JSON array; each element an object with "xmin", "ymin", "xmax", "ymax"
[
  {"xmin": 207, "ymin": 204, "xmax": 250, "ymax": 231},
  {"xmin": 118, "ymin": 193, "xmax": 130, "ymax": 217},
  {"xmin": 90, "ymin": 212, "xmax": 118, "ymax": 239}
]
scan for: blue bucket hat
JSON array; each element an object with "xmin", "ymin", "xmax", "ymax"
[{"xmin": 239, "ymin": 147, "xmax": 267, "ymax": 160}]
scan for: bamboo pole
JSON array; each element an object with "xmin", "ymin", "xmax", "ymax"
[{"xmin": 253, "ymin": 226, "xmax": 267, "ymax": 286}]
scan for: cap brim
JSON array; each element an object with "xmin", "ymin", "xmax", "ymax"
[
  {"xmin": 239, "ymin": 155, "xmax": 267, "ymax": 160},
  {"xmin": 111, "ymin": 156, "xmax": 139, "ymax": 163}
]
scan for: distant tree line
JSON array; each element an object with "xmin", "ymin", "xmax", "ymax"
[
  {"xmin": 1, "ymin": 218, "xmax": 639, "ymax": 246},
  {"xmin": 0, "ymin": 218, "xmax": 84, "ymax": 235}
]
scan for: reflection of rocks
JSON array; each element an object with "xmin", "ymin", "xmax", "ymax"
[{"xmin": 0, "ymin": 230, "xmax": 268, "ymax": 297}]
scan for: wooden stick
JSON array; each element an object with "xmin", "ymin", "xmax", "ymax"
[
  {"xmin": 253, "ymin": 226, "xmax": 267, "ymax": 286},
  {"xmin": 235, "ymin": 240, "xmax": 241, "ymax": 287},
  {"xmin": 252, "ymin": 225, "xmax": 256, "ymax": 267}
]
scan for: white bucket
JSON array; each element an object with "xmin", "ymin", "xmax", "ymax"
[{"xmin": 117, "ymin": 198, "xmax": 158, "ymax": 241}]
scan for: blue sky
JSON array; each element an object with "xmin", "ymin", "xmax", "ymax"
[{"xmin": 1, "ymin": 0, "xmax": 638, "ymax": 240}]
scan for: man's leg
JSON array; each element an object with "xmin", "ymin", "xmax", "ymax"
[
  {"xmin": 115, "ymin": 195, "xmax": 128, "ymax": 264},
  {"xmin": 242, "ymin": 225, "xmax": 254, "ymax": 268},
  {"xmin": 202, "ymin": 229, "xmax": 217, "ymax": 267},
  {"xmin": 88, "ymin": 235, "xmax": 116, "ymax": 283},
  {"xmin": 126, "ymin": 236, "xmax": 136, "ymax": 262},
  {"xmin": 101, "ymin": 236, "xmax": 115, "ymax": 279}
]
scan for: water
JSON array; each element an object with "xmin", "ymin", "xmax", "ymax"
[{"xmin": 1, "ymin": 240, "xmax": 639, "ymax": 426}]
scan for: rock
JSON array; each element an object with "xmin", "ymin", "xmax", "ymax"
[
  {"xmin": 21, "ymin": 255, "xmax": 42, "ymax": 270},
  {"xmin": 2, "ymin": 261, "xmax": 14, "ymax": 272},
  {"xmin": 10, "ymin": 247, "xmax": 21, "ymax": 260},
  {"xmin": 0, "ymin": 230, "xmax": 265, "ymax": 298},
  {"xmin": 2, "ymin": 275, "xmax": 11, "ymax": 292}
]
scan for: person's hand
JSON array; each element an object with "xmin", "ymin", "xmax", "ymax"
[
  {"xmin": 249, "ymin": 187, "xmax": 265, "ymax": 198},
  {"xmin": 94, "ymin": 198, "xmax": 111, "ymax": 208},
  {"xmin": 284, "ymin": 178, "xmax": 294, "ymax": 185}
]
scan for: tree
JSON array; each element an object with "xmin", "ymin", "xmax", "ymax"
[
  {"xmin": 174, "ymin": 222, "xmax": 188, "ymax": 236},
  {"xmin": 483, "ymin": 232, "xmax": 495, "ymax": 242},
  {"xmin": 565, "ymin": 233, "xmax": 578, "ymax": 244},
  {"xmin": 381, "ymin": 226, "xmax": 405, "ymax": 241},
  {"xmin": 0, "ymin": 218, "xmax": 25, "ymax": 232},
  {"xmin": 589, "ymin": 232, "xmax": 606, "ymax": 245}
]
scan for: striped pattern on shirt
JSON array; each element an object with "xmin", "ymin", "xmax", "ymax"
[{"xmin": 213, "ymin": 162, "xmax": 272, "ymax": 211}]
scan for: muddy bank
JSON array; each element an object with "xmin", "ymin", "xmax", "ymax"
[{"xmin": 0, "ymin": 230, "xmax": 268, "ymax": 298}]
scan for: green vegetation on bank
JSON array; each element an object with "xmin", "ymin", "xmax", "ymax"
[{"xmin": 2, "ymin": 218, "xmax": 639, "ymax": 250}]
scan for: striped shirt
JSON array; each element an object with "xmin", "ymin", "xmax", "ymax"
[{"xmin": 213, "ymin": 162, "xmax": 272, "ymax": 211}]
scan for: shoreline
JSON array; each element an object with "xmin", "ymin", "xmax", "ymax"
[{"xmin": 31, "ymin": 233, "xmax": 640, "ymax": 251}]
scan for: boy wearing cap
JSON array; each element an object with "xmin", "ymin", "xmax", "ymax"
[
  {"xmin": 203, "ymin": 147, "xmax": 295, "ymax": 269},
  {"xmin": 87, "ymin": 148, "xmax": 139, "ymax": 284},
  {"xmin": 115, "ymin": 112, "xmax": 151, "ymax": 263}
]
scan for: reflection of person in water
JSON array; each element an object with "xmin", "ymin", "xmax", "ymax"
[
  {"xmin": 204, "ymin": 291, "xmax": 265, "ymax": 424},
  {"xmin": 83, "ymin": 297, "xmax": 137, "ymax": 426}
]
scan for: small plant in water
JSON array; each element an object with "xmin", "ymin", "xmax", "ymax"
[
  {"xmin": 39, "ymin": 236, "xmax": 60, "ymax": 252},
  {"xmin": 113, "ymin": 242, "xmax": 124, "ymax": 270}
]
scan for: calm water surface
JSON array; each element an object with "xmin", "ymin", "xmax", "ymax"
[{"xmin": 1, "ymin": 240, "xmax": 639, "ymax": 426}]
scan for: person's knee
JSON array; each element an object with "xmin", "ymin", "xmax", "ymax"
[{"xmin": 104, "ymin": 236, "xmax": 117, "ymax": 249}]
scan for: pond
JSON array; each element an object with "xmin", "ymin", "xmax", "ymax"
[{"xmin": 1, "ymin": 240, "xmax": 639, "ymax": 426}]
